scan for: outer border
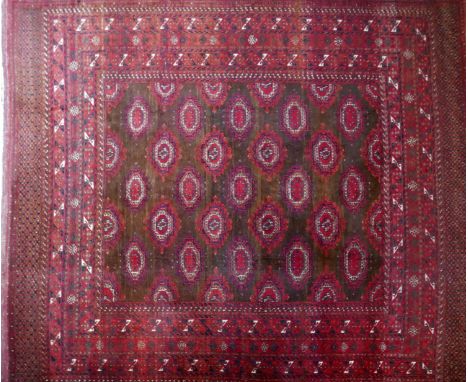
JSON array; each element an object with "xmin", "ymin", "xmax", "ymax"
[
  {"xmin": 2, "ymin": 1, "xmax": 465, "ymax": 382},
  {"xmin": 430, "ymin": 3, "xmax": 466, "ymax": 381}
]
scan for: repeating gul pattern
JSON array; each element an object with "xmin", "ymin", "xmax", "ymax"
[{"xmin": 35, "ymin": 4, "xmax": 446, "ymax": 381}]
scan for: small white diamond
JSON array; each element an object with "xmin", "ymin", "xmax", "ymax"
[
  {"xmin": 403, "ymin": 50, "xmax": 415, "ymax": 59},
  {"xmin": 404, "ymin": 93, "xmax": 415, "ymax": 103},
  {"xmin": 408, "ymin": 326, "xmax": 418, "ymax": 336},
  {"xmin": 409, "ymin": 275, "xmax": 419, "ymax": 287},
  {"xmin": 91, "ymin": 36, "xmax": 100, "ymax": 45},
  {"xmin": 132, "ymin": 36, "xmax": 140, "ymax": 45},
  {"xmin": 171, "ymin": 35, "xmax": 178, "ymax": 45},
  {"xmin": 248, "ymin": 35, "xmax": 257, "ymax": 45},
  {"xmin": 137, "ymin": 340, "xmax": 146, "ymax": 350},
  {"xmin": 375, "ymin": 38, "xmax": 383, "ymax": 46},
  {"xmin": 70, "ymin": 105, "xmax": 80, "ymax": 116},
  {"xmin": 341, "ymin": 342, "xmax": 348, "ymax": 352},
  {"xmin": 69, "ymin": 61, "xmax": 79, "ymax": 71}
]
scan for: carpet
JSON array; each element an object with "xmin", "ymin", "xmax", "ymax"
[{"xmin": 3, "ymin": 1, "xmax": 465, "ymax": 381}]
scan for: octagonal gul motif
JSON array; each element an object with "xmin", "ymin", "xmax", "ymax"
[
  {"xmin": 307, "ymin": 83, "xmax": 338, "ymax": 110},
  {"xmin": 249, "ymin": 82, "xmax": 281, "ymax": 109},
  {"xmin": 177, "ymin": 96, "xmax": 203, "ymax": 139},
  {"xmin": 104, "ymin": 130, "xmax": 125, "ymax": 177},
  {"xmin": 365, "ymin": 200, "xmax": 384, "ymax": 252},
  {"xmin": 148, "ymin": 127, "xmax": 180, "ymax": 179},
  {"xmin": 308, "ymin": 200, "xmax": 342, "ymax": 249},
  {"xmin": 196, "ymin": 198, "xmax": 232, "ymax": 250},
  {"xmin": 307, "ymin": 129, "xmax": 342, "ymax": 177},
  {"xmin": 149, "ymin": 274, "xmax": 179, "ymax": 303},
  {"xmin": 364, "ymin": 271, "xmax": 385, "ymax": 304},
  {"xmin": 360, "ymin": 83, "xmax": 380, "ymax": 108},
  {"xmin": 282, "ymin": 165, "xmax": 312, "ymax": 213},
  {"xmin": 283, "ymin": 237, "xmax": 312, "ymax": 289},
  {"xmin": 151, "ymin": 81, "xmax": 180, "ymax": 107},
  {"xmin": 338, "ymin": 94, "xmax": 364, "ymax": 141},
  {"xmin": 148, "ymin": 200, "xmax": 180, "ymax": 251},
  {"xmin": 126, "ymin": 96, "xmax": 150, "ymax": 138},
  {"xmin": 102, "ymin": 203, "xmax": 123, "ymax": 248},
  {"xmin": 340, "ymin": 166, "xmax": 366, "ymax": 213},
  {"xmin": 176, "ymin": 167, "xmax": 203, "ymax": 211},
  {"xmin": 198, "ymin": 128, "xmax": 232, "ymax": 180},
  {"xmin": 226, "ymin": 165, "xmax": 255, "ymax": 211},
  {"xmin": 199, "ymin": 81, "xmax": 229, "ymax": 109},
  {"xmin": 362, "ymin": 128, "xmax": 384, "ymax": 179},
  {"xmin": 102, "ymin": 276, "xmax": 119, "ymax": 304},
  {"xmin": 104, "ymin": 81, "xmax": 127, "ymax": 107},
  {"xmin": 309, "ymin": 273, "xmax": 344, "ymax": 303},
  {"xmin": 227, "ymin": 237, "xmax": 255, "ymax": 288},
  {"xmin": 177, "ymin": 237, "xmax": 203, "ymax": 283},
  {"xmin": 124, "ymin": 167, "xmax": 148, "ymax": 210},
  {"xmin": 341, "ymin": 237, "xmax": 368, "ymax": 289},
  {"xmin": 202, "ymin": 270, "xmax": 232, "ymax": 303},
  {"xmin": 122, "ymin": 237, "xmax": 147, "ymax": 284},
  {"xmin": 248, "ymin": 127, "xmax": 286, "ymax": 180},
  {"xmin": 225, "ymin": 93, "xmax": 254, "ymax": 139},
  {"xmin": 249, "ymin": 198, "xmax": 288, "ymax": 253},
  {"xmin": 252, "ymin": 272, "xmax": 287, "ymax": 303},
  {"xmin": 280, "ymin": 95, "xmax": 308, "ymax": 139}
]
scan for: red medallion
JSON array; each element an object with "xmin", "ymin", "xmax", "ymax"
[{"xmin": 249, "ymin": 198, "xmax": 288, "ymax": 253}]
